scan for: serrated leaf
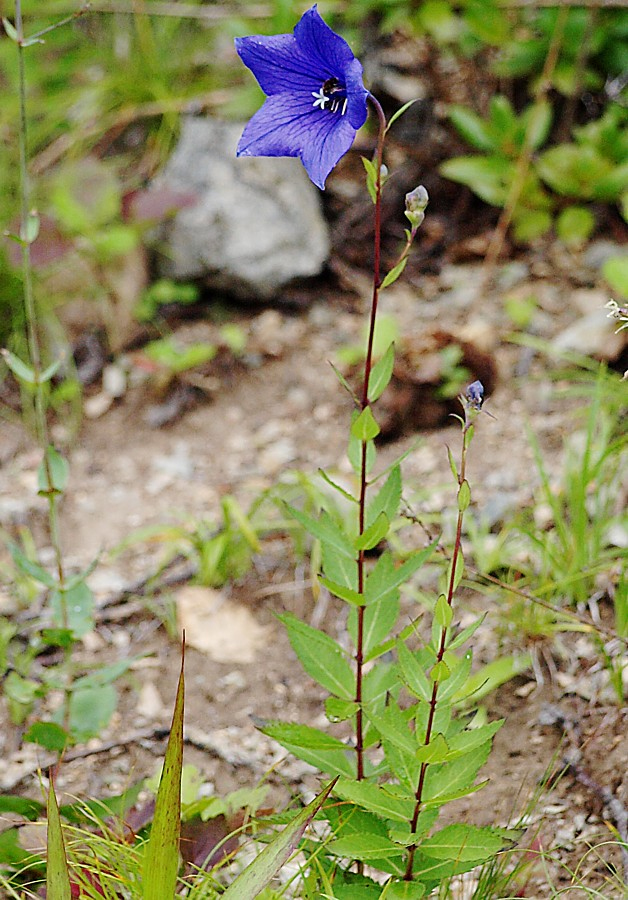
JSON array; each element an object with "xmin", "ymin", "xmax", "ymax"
[
  {"xmin": 368, "ymin": 343, "xmax": 395, "ymax": 403},
  {"xmin": 356, "ymin": 512, "xmax": 389, "ymax": 551},
  {"xmin": 260, "ymin": 721, "xmax": 354, "ymax": 778},
  {"xmin": 367, "ymin": 464, "xmax": 401, "ymax": 528},
  {"xmin": 397, "ymin": 643, "xmax": 432, "ymax": 702},
  {"xmin": 322, "ymin": 541, "xmax": 358, "ymax": 592},
  {"xmin": 380, "ymin": 258, "xmax": 408, "ymax": 290},
  {"xmin": 326, "ymin": 697, "xmax": 358, "ymax": 723},
  {"xmin": 415, "ymin": 732, "xmax": 449, "ymax": 764},
  {"xmin": 279, "ymin": 612, "xmax": 354, "ymax": 699},
  {"xmin": 319, "ymin": 577, "xmax": 364, "ymax": 606},
  {"xmin": 446, "ymin": 615, "xmax": 486, "ymax": 651},
  {"xmin": 222, "ymin": 784, "xmax": 336, "ymax": 899},
  {"xmin": 352, "ymin": 406, "xmax": 380, "ymax": 442},
  {"xmin": 330, "ymin": 832, "xmax": 404, "ymax": 861},
  {"xmin": 286, "ymin": 505, "xmax": 355, "ymax": 559},
  {"xmin": 422, "ymin": 743, "xmax": 491, "ymax": 805},
  {"xmin": 334, "ymin": 780, "xmax": 415, "ymax": 823},
  {"xmin": 437, "ymin": 651, "xmax": 472, "ymax": 701},
  {"xmin": 365, "ymin": 543, "xmax": 438, "ymax": 605},
  {"xmin": 142, "ymin": 653, "xmax": 184, "ymax": 900},
  {"xmin": 318, "ymin": 469, "xmax": 357, "ymax": 504},
  {"xmin": 349, "ymin": 592, "xmax": 400, "ymax": 658},
  {"xmin": 419, "ymin": 823, "xmax": 506, "ymax": 861},
  {"xmin": 46, "ymin": 778, "xmax": 72, "ymax": 900}
]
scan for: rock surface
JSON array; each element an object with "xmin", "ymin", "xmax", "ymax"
[{"xmin": 153, "ymin": 116, "xmax": 330, "ymax": 299}]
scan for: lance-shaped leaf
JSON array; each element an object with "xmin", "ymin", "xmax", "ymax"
[
  {"xmin": 368, "ymin": 342, "xmax": 395, "ymax": 402},
  {"xmin": 279, "ymin": 612, "xmax": 354, "ymax": 699},
  {"xmin": 46, "ymin": 776, "xmax": 72, "ymax": 900},
  {"xmin": 222, "ymin": 780, "xmax": 336, "ymax": 899},
  {"xmin": 142, "ymin": 650, "xmax": 185, "ymax": 900},
  {"xmin": 259, "ymin": 720, "xmax": 355, "ymax": 778}
]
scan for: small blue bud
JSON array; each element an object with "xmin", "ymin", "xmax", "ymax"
[{"xmin": 465, "ymin": 380, "xmax": 484, "ymax": 410}]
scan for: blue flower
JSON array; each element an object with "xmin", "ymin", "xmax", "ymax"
[{"xmin": 235, "ymin": 5, "xmax": 369, "ymax": 190}]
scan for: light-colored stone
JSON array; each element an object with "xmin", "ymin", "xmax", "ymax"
[
  {"xmin": 153, "ymin": 117, "xmax": 330, "ymax": 299},
  {"xmin": 553, "ymin": 309, "xmax": 627, "ymax": 361}
]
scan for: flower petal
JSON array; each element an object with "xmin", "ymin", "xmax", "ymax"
[
  {"xmin": 236, "ymin": 93, "xmax": 357, "ymax": 189},
  {"xmin": 235, "ymin": 34, "xmax": 321, "ymax": 96},
  {"xmin": 294, "ymin": 6, "xmax": 356, "ymax": 76}
]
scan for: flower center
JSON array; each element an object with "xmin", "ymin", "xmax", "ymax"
[{"xmin": 312, "ymin": 77, "xmax": 348, "ymax": 115}]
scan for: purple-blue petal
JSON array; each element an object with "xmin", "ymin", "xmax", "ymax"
[
  {"xmin": 294, "ymin": 6, "xmax": 355, "ymax": 75},
  {"xmin": 236, "ymin": 93, "xmax": 357, "ymax": 189},
  {"xmin": 235, "ymin": 34, "xmax": 322, "ymax": 96}
]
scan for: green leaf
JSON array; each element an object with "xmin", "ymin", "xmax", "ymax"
[
  {"xmin": 286, "ymin": 505, "xmax": 355, "ymax": 560},
  {"xmin": 556, "ymin": 206, "xmax": 595, "ymax": 247},
  {"xmin": 320, "ymin": 577, "xmax": 364, "ymax": 606},
  {"xmin": 365, "ymin": 543, "xmax": 438, "ymax": 606},
  {"xmin": 352, "ymin": 406, "xmax": 380, "ymax": 442},
  {"xmin": 457, "ymin": 479, "xmax": 471, "ymax": 512},
  {"xmin": 222, "ymin": 781, "xmax": 336, "ymax": 899},
  {"xmin": 38, "ymin": 446, "xmax": 69, "ymax": 495},
  {"xmin": 446, "ymin": 548, "xmax": 464, "ymax": 593},
  {"xmin": 384, "ymin": 880, "xmax": 426, "ymax": 899},
  {"xmin": 454, "ymin": 654, "xmax": 531, "ymax": 706},
  {"xmin": 330, "ymin": 833, "xmax": 404, "ymax": 862},
  {"xmin": 142, "ymin": 652, "xmax": 184, "ymax": 900},
  {"xmin": 521, "ymin": 100, "xmax": 553, "ymax": 151},
  {"xmin": 447, "ymin": 720, "xmax": 503, "ymax": 757},
  {"xmin": 446, "ymin": 446, "xmax": 458, "ymax": 481},
  {"xmin": 367, "ymin": 464, "xmax": 401, "ymax": 528},
  {"xmin": 0, "ymin": 795, "xmax": 44, "ymax": 821},
  {"xmin": 348, "ymin": 423, "xmax": 376, "ymax": 476},
  {"xmin": 420, "ymin": 823, "xmax": 506, "ymax": 861},
  {"xmin": 260, "ymin": 721, "xmax": 354, "ymax": 778},
  {"xmin": 397, "ymin": 643, "xmax": 432, "ymax": 702},
  {"xmin": 318, "ymin": 469, "xmax": 357, "ymax": 504},
  {"xmin": 356, "ymin": 512, "xmax": 389, "ymax": 551},
  {"xmin": 381, "ymin": 258, "xmax": 408, "ymax": 290},
  {"xmin": 350, "ymin": 592, "xmax": 400, "ymax": 659},
  {"xmin": 46, "ymin": 779, "xmax": 72, "ymax": 900},
  {"xmin": 9, "ymin": 542, "xmax": 56, "ymax": 588},
  {"xmin": 51, "ymin": 581, "xmax": 94, "ymax": 638},
  {"xmin": 415, "ymin": 732, "xmax": 450, "ymax": 764},
  {"xmin": 326, "ymin": 697, "xmax": 358, "ymax": 723},
  {"xmin": 279, "ymin": 612, "xmax": 354, "ymax": 699},
  {"xmin": 24, "ymin": 722, "xmax": 69, "ymax": 753},
  {"xmin": 2, "ymin": 17, "xmax": 19, "ymax": 41},
  {"xmin": 362, "ymin": 157, "xmax": 378, "ymax": 204},
  {"xmin": 368, "ymin": 343, "xmax": 395, "ymax": 403},
  {"xmin": 512, "ymin": 207, "xmax": 552, "ymax": 243},
  {"xmin": 21, "ymin": 210, "xmax": 40, "ymax": 244},
  {"xmin": 602, "ymin": 255, "xmax": 628, "ymax": 299},
  {"xmin": 440, "ymin": 156, "xmax": 514, "ymax": 206},
  {"xmin": 1, "ymin": 348, "xmax": 36, "ymax": 384},
  {"xmin": 437, "ymin": 650, "xmax": 472, "ymax": 701},
  {"xmin": 386, "ymin": 99, "xmax": 419, "ymax": 133},
  {"xmin": 69, "ymin": 685, "xmax": 117, "ymax": 742},
  {"xmin": 422, "ymin": 743, "xmax": 491, "ymax": 805},
  {"xmin": 446, "ymin": 615, "xmax": 486, "ymax": 651},
  {"xmin": 334, "ymin": 780, "xmax": 415, "ymax": 823},
  {"xmin": 434, "ymin": 594, "xmax": 453, "ymax": 628},
  {"xmin": 448, "ymin": 105, "xmax": 496, "ymax": 152}
]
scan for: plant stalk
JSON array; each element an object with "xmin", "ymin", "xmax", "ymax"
[
  {"xmin": 404, "ymin": 418, "xmax": 472, "ymax": 880},
  {"xmin": 354, "ymin": 94, "xmax": 387, "ymax": 781}
]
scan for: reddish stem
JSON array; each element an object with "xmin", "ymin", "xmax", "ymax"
[{"xmin": 355, "ymin": 94, "xmax": 387, "ymax": 781}]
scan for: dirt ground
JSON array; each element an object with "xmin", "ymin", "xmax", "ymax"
[{"xmin": 0, "ymin": 250, "xmax": 627, "ymax": 897}]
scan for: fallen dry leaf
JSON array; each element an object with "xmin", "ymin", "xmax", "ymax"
[{"xmin": 176, "ymin": 586, "xmax": 270, "ymax": 664}]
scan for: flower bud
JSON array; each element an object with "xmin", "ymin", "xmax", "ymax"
[{"xmin": 405, "ymin": 185, "xmax": 429, "ymax": 229}]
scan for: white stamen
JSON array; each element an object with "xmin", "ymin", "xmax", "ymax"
[{"xmin": 312, "ymin": 88, "xmax": 328, "ymax": 109}]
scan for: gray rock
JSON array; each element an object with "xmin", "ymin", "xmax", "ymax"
[{"xmin": 153, "ymin": 116, "xmax": 330, "ymax": 299}]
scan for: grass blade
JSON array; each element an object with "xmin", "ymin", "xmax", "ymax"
[
  {"xmin": 222, "ymin": 779, "xmax": 336, "ymax": 899},
  {"xmin": 46, "ymin": 774, "xmax": 72, "ymax": 900},
  {"xmin": 142, "ymin": 646, "xmax": 185, "ymax": 900}
]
